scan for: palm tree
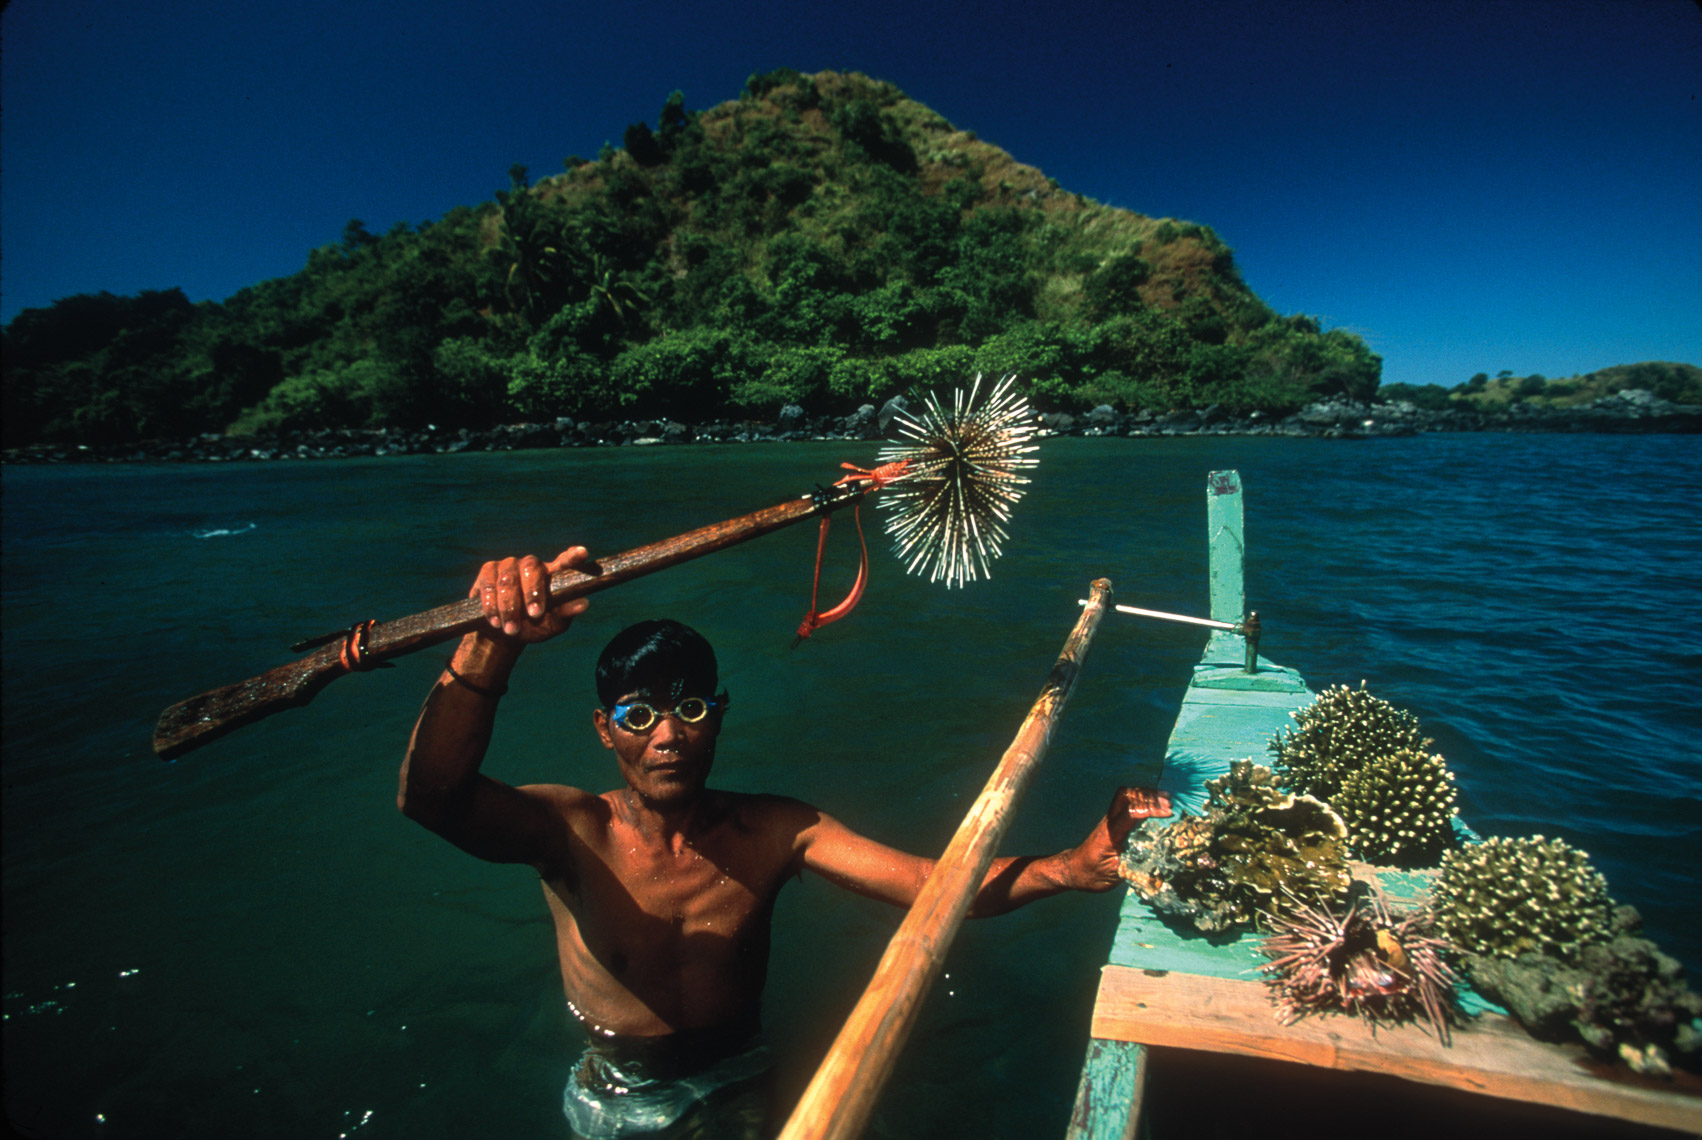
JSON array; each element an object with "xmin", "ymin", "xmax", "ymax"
[
  {"xmin": 496, "ymin": 170, "xmax": 570, "ymax": 324},
  {"xmin": 585, "ymin": 253, "xmax": 651, "ymax": 328}
]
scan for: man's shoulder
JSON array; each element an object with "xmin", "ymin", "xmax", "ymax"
[
  {"xmin": 708, "ymin": 790, "xmax": 824, "ymax": 834},
  {"xmin": 514, "ymin": 781, "xmax": 606, "ymax": 817}
]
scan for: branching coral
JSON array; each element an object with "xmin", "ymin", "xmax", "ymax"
[
  {"xmin": 1119, "ymin": 760, "xmax": 1350, "ymax": 934},
  {"xmin": 1270, "ymin": 683, "xmax": 1429, "ymax": 802},
  {"xmin": 1334, "ymin": 746, "xmax": 1458, "ymax": 866},
  {"xmin": 1431, "ymin": 835, "xmax": 1614, "ymax": 963},
  {"xmin": 1259, "ymin": 894, "xmax": 1457, "ymax": 1043}
]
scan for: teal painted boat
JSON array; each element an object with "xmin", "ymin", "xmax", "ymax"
[{"xmin": 1065, "ymin": 471, "xmax": 1702, "ymax": 1140}]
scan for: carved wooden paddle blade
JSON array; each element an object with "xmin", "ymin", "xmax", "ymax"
[{"xmin": 154, "ymin": 645, "xmax": 345, "ymax": 759}]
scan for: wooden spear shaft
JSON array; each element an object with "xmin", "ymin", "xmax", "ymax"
[
  {"xmin": 153, "ymin": 481, "xmax": 871, "ymax": 760},
  {"xmin": 777, "ymin": 578, "xmax": 1115, "ymax": 1140}
]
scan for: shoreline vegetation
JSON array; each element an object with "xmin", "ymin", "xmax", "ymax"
[
  {"xmin": 7, "ymin": 387, "xmax": 1697, "ymax": 466},
  {"xmin": 6, "ymin": 68, "xmax": 1698, "ymax": 459}
]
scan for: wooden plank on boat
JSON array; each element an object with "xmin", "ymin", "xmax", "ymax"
[
  {"xmin": 1064, "ymin": 1038, "xmax": 1146, "ymax": 1140},
  {"xmin": 1091, "ymin": 965, "xmax": 1702, "ymax": 1134}
]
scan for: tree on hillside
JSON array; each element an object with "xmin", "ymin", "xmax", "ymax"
[
  {"xmin": 2, "ymin": 289, "xmax": 209, "ymax": 445},
  {"xmin": 1083, "ymin": 253, "xmax": 1152, "ymax": 319},
  {"xmin": 586, "ymin": 253, "xmax": 651, "ymax": 328},
  {"xmin": 341, "ymin": 219, "xmax": 378, "ymax": 251},
  {"xmin": 496, "ymin": 166, "xmax": 578, "ymax": 325}
]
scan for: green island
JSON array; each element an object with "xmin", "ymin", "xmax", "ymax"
[{"xmin": 3, "ymin": 69, "xmax": 1697, "ymax": 455}]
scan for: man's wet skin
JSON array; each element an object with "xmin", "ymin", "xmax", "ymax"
[{"xmin": 398, "ymin": 545, "xmax": 1173, "ymax": 1124}]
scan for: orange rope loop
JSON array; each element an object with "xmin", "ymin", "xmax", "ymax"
[
  {"xmin": 793, "ymin": 460, "xmax": 911, "ymax": 645},
  {"xmin": 339, "ymin": 619, "xmax": 380, "ymax": 672}
]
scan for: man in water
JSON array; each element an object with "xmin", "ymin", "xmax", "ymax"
[{"xmin": 399, "ymin": 547, "xmax": 1171, "ymax": 1138}]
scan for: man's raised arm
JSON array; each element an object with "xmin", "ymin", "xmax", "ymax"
[{"xmin": 397, "ymin": 547, "xmax": 591, "ymax": 866}]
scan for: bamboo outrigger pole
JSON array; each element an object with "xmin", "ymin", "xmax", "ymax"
[
  {"xmin": 777, "ymin": 578, "xmax": 1116, "ymax": 1140},
  {"xmin": 152, "ymin": 480, "xmax": 875, "ymax": 760}
]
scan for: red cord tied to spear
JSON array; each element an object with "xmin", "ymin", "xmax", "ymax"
[
  {"xmin": 794, "ymin": 374, "xmax": 1040, "ymax": 644},
  {"xmin": 794, "ymin": 460, "xmax": 912, "ymax": 644}
]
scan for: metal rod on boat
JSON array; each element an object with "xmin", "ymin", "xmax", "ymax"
[
  {"xmin": 1109, "ymin": 603, "xmax": 1238, "ymax": 630},
  {"xmin": 778, "ymin": 580, "xmax": 1115, "ymax": 1140},
  {"xmin": 1083, "ymin": 601, "xmax": 1263, "ymax": 673}
]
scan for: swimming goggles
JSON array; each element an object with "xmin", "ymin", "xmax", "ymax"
[{"xmin": 609, "ymin": 695, "xmax": 724, "ymax": 733}]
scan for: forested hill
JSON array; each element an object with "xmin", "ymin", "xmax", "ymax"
[{"xmin": 3, "ymin": 68, "xmax": 1384, "ymax": 449}]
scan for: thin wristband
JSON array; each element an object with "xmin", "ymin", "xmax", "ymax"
[{"xmin": 445, "ymin": 661, "xmax": 508, "ymax": 699}]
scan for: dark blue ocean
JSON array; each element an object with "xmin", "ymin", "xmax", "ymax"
[{"xmin": 4, "ymin": 434, "xmax": 1699, "ymax": 1138}]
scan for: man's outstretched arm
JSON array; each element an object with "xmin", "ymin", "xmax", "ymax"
[
  {"xmin": 964, "ymin": 786, "xmax": 1170, "ymax": 916},
  {"xmin": 398, "ymin": 547, "xmax": 591, "ymax": 867},
  {"xmin": 794, "ymin": 787, "xmax": 1170, "ymax": 916}
]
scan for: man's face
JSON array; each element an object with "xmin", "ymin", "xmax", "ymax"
[{"xmin": 592, "ymin": 687, "xmax": 721, "ymax": 807}]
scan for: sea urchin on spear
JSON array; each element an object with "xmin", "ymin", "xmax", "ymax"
[{"xmin": 877, "ymin": 373, "xmax": 1039, "ymax": 588}]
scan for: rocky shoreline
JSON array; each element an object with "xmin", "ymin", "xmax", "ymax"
[{"xmin": 5, "ymin": 388, "xmax": 1698, "ymax": 465}]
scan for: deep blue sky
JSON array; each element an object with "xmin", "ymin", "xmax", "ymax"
[{"xmin": 3, "ymin": 0, "xmax": 1698, "ymax": 387}]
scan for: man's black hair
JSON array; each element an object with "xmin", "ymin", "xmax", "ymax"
[{"xmin": 595, "ymin": 619, "xmax": 719, "ymax": 708}]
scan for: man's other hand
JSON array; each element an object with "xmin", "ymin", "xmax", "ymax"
[{"xmin": 1066, "ymin": 786, "xmax": 1172, "ymax": 892}]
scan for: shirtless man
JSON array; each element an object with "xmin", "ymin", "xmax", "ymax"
[{"xmin": 399, "ymin": 547, "xmax": 1171, "ymax": 1138}]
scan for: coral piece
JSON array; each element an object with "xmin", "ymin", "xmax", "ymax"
[
  {"xmin": 1573, "ymin": 909, "xmax": 1702, "ymax": 1075},
  {"xmin": 1462, "ymin": 907, "xmax": 1702, "ymax": 1075},
  {"xmin": 1334, "ymin": 746, "xmax": 1459, "ymax": 866},
  {"xmin": 1270, "ymin": 683, "xmax": 1430, "ymax": 802},
  {"xmin": 1431, "ymin": 835, "xmax": 1614, "ymax": 963},
  {"xmin": 1259, "ymin": 895, "xmax": 1457, "ymax": 1043},
  {"xmin": 1460, "ymin": 952, "xmax": 1584, "ymax": 1040},
  {"xmin": 1119, "ymin": 760, "xmax": 1351, "ymax": 934}
]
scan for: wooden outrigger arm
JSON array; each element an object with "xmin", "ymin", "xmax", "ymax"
[
  {"xmin": 777, "ymin": 578, "xmax": 1115, "ymax": 1140},
  {"xmin": 153, "ymin": 479, "xmax": 874, "ymax": 760}
]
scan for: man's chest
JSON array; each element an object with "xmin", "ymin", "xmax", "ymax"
[{"xmin": 572, "ymin": 834, "xmax": 788, "ymax": 939}]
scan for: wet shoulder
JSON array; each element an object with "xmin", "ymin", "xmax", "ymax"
[
  {"xmin": 510, "ymin": 783, "xmax": 606, "ymax": 886},
  {"xmin": 518, "ymin": 782, "xmax": 611, "ymax": 831},
  {"xmin": 711, "ymin": 791, "xmax": 821, "ymax": 833},
  {"xmin": 706, "ymin": 792, "xmax": 827, "ymax": 867}
]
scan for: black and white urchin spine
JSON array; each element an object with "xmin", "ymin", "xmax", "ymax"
[{"xmin": 877, "ymin": 373, "xmax": 1039, "ymax": 588}]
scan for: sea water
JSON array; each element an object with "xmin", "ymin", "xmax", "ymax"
[{"xmin": 3, "ymin": 434, "xmax": 1698, "ymax": 1138}]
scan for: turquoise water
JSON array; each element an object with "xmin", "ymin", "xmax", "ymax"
[{"xmin": 4, "ymin": 435, "xmax": 1698, "ymax": 1138}]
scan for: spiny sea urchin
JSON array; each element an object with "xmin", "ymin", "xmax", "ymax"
[
  {"xmin": 1334, "ymin": 746, "xmax": 1459, "ymax": 866},
  {"xmin": 1270, "ymin": 683, "xmax": 1430, "ymax": 802},
  {"xmin": 876, "ymin": 373, "xmax": 1038, "ymax": 588},
  {"xmin": 1431, "ymin": 835, "xmax": 1614, "ymax": 963},
  {"xmin": 1259, "ymin": 894, "xmax": 1457, "ymax": 1043}
]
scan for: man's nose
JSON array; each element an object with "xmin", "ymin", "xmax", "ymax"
[{"xmin": 649, "ymin": 712, "xmax": 684, "ymax": 743}]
